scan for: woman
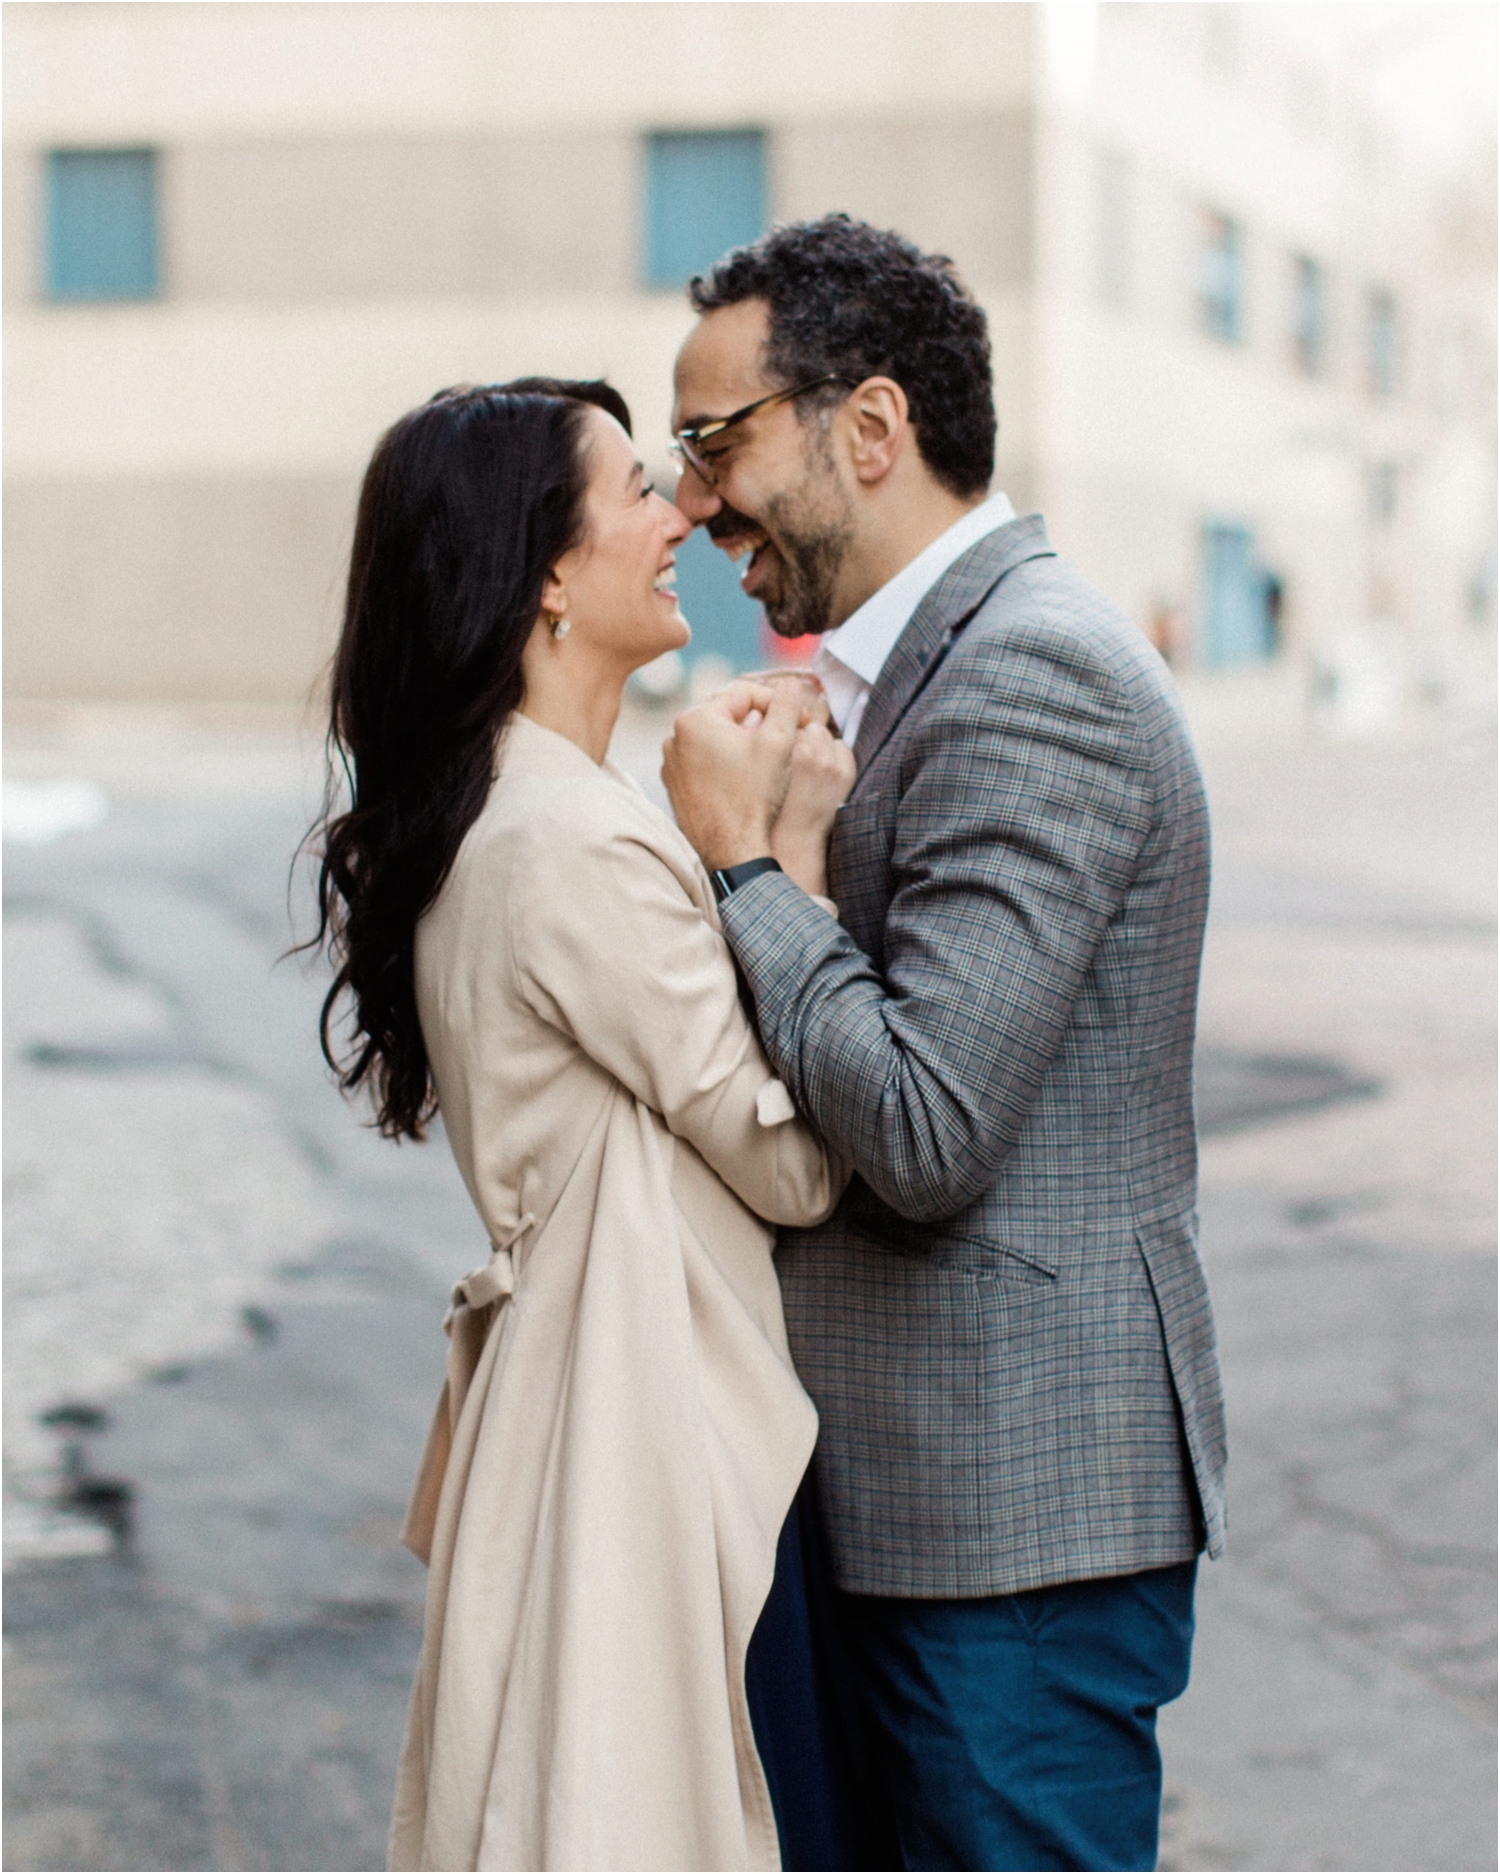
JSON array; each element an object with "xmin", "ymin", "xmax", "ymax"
[{"xmin": 309, "ymin": 379, "xmax": 855, "ymax": 1872}]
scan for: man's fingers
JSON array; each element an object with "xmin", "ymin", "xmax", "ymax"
[
  {"xmin": 794, "ymin": 721, "xmax": 843, "ymax": 765},
  {"xmin": 717, "ymin": 679, "xmax": 776, "ymax": 723},
  {"xmin": 796, "ymin": 688, "xmax": 833, "ymax": 729},
  {"xmin": 763, "ymin": 678, "xmax": 805, "ymax": 742}
]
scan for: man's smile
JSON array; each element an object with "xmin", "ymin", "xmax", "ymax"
[{"xmin": 706, "ymin": 511, "xmax": 777, "ymax": 595}]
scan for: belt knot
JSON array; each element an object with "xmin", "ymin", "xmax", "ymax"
[{"xmin": 449, "ymin": 1211, "xmax": 534, "ymax": 1316}]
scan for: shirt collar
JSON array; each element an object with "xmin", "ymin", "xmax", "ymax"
[{"xmin": 816, "ymin": 491, "xmax": 1017, "ymax": 689}]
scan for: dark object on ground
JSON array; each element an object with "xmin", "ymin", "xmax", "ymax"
[{"xmin": 1195, "ymin": 1046, "xmax": 1380, "ymax": 1136}]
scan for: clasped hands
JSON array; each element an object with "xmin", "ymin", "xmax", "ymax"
[{"xmin": 661, "ymin": 673, "xmax": 856, "ymax": 901}]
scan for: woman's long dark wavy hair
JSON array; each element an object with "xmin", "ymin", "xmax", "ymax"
[{"xmin": 305, "ymin": 376, "xmax": 632, "ymax": 1141}]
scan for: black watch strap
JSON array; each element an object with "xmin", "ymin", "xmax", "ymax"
[{"xmin": 709, "ymin": 856, "xmax": 782, "ymax": 904}]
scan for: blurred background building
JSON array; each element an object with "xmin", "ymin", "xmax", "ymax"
[{"xmin": 4, "ymin": 0, "xmax": 1495, "ymax": 728}]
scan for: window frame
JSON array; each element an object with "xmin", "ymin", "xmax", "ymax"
[
  {"xmin": 642, "ymin": 128, "xmax": 766, "ymax": 291},
  {"xmin": 1367, "ymin": 287, "xmax": 1398, "ymax": 400},
  {"xmin": 1290, "ymin": 252, "xmax": 1326, "ymax": 377},
  {"xmin": 45, "ymin": 146, "xmax": 161, "ymax": 303},
  {"xmin": 1197, "ymin": 207, "xmax": 1244, "ymax": 346}
]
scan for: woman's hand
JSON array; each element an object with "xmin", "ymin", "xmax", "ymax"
[{"xmin": 771, "ymin": 720, "xmax": 856, "ymax": 900}]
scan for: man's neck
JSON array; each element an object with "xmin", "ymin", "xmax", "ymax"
[{"xmin": 830, "ymin": 485, "xmax": 987, "ymax": 627}]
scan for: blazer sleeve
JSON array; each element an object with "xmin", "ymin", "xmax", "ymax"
[
  {"xmin": 510, "ymin": 787, "xmax": 846, "ymax": 1229},
  {"xmin": 718, "ymin": 628, "xmax": 1156, "ymax": 1223}
]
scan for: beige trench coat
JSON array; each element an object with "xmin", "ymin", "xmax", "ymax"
[{"xmin": 388, "ymin": 713, "xmax": 843, "ymax": 1873}]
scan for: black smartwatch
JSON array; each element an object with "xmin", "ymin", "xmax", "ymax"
[{"xmin": 709, "ymin": 856, "xmax": 783, "ymax": 904}]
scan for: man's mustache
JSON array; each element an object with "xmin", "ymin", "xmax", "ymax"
[{"xmin": 705, "ymin": 505, "xmax": 761, "ymax": 544}]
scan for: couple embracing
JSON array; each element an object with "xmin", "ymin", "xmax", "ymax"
[{"xmin": 311, "ymin": 215, "xmax": 1227, "ymax": 1874}]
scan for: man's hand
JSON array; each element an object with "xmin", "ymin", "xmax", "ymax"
[
  {"xmin": 738, "ymin": 670, "xmax": 833, "ymax": 732},
  {"xmin": 662, "ymin": 678, "xmax": 807, "ymax": 871},
  {"xmin": 773, "ymin": 722, "xmax": 856, "ymax": 899}
]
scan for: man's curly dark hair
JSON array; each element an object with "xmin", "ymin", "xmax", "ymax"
[{"xmin": 688, "ymin": 214, "xmax": 996, "ymax": 500}]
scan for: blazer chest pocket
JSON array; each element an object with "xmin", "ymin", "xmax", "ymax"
[{"xmin": 832, "ymin": 781, "xmax": 893, "ymax": 840}]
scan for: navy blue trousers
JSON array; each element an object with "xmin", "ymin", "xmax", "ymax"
[
  {"xmin": 745, "ymin": 1475, "xmax": 875, "ymax": 1870},
  {"xmin": 747, "ymin": 1474, "xmax": 1197, "ymax": 1872}
]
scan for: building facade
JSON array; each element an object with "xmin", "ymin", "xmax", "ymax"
[{"xmin": 4, "ymin": 2, "xmax": 1493, "ymax": 724}]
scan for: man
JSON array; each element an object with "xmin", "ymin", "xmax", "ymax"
[{"xmin": 661, "ymin": 216, "xmax": 1227, "ymax": 1873}]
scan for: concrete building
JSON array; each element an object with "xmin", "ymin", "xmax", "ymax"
[{"xmin": 4, "ymin": 2, "xmax": 1494, "ymax": 725}]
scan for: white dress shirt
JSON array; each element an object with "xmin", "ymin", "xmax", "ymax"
[{"xmin": 813, "ymin": 491, "xmax": 1017, "ymax": 745}]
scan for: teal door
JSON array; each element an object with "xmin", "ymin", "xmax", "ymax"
[
  {"xmin": 1201, "ymin": 523, "xmax": 1272, "ymax": 667},
  {"xmin": 672, "ymin": 527, "xmax": 765, "ymax": 672}
]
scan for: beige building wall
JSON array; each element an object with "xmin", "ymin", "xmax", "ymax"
[
  {"xmin": 1029, "ymin": 3, "xmax": 1494, "ymax": 712},
  {"xmin": 4, "ymin": 1, "xmax": 1491, "ymax": 717},
  {"xmin": 4, "ymin": 474, "xmax": 357, "ymax": 701},
  {"xmin": 3, "ymin": 1, "xmax": 1042, "ymax": 704}
]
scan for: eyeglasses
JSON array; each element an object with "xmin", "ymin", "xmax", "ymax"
[{"xmin": 668, "ymin": 374, "xmax": 851, "ymax": 485}]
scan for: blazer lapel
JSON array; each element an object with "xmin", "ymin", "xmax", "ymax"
[{"xmin": 851, "ymin": 515, "xmax": 1057, "ymax": 782}]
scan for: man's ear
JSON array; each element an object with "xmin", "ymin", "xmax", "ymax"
[{"xmin": 846, "ymin": 377, "xmax": 908, "ymax": 487}]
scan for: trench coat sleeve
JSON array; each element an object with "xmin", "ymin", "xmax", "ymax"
[{"xmin": 511, "ymin": 785, "xmax": 846, "ymax": 1228}]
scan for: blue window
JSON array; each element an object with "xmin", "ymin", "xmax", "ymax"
[
  {"xmin": 1291, "ymin": 254, "xmax": 1324, "ymax": 375},
  {"xmin": 46, "ymin": 149, "xmax": 159, "ymax": 302},
  {"xmin": 1198, "ymin": 210, "xmax": 1242, "ymax": 343},
  {"xmin": 644, "ymin": 130, "xmax": 765, "ymax": 288},
  {"xmin": 1367, "ymin": 289, "xmax": 1397, "ymax": 399},
  {"xmin": 1201, "ymin": 523, "xmax": 1275, "ymax": 668}
]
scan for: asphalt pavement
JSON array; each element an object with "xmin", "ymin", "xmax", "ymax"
[{"xmin": 3, "ymin": 699, "xmax": 1494, "ymax": 1872}]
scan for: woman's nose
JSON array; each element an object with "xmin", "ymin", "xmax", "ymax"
[{"xmin": 658, "ymin": 493, "xmax": 693, "ymax": 542}]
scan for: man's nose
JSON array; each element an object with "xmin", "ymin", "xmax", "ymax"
[{"xmin": 671, "ymin": 464, "xmax": 721, "ymax": 526}]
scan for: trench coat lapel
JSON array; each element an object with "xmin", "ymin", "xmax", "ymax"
[{"xmin": 851, "ymin": 515, "xmax": 1057, "ymax": 784}]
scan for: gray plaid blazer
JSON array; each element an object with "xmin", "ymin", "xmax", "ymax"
[{"xmin": 720, "ymin": 515, "xmax": 1227, "ymax": 1598}]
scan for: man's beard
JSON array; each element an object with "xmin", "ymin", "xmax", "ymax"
[
  {"xmin": 707, "ymin": 459, "xmax": 855, "ymax": 640},
  {"xmin": 758, "ymin": 486, "xmax": 854, "ymax": 638}
]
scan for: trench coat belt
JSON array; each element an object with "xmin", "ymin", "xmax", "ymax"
[
  {"xmin": 447, "ymin": 1210, "xmax": 535, "ymax": 1319},
  {"xmin": 400, "ymin": 1210, "xmax": 536, "ymax": 1566},
  {"xmin": 442, "ymin": 1209, "xmax": 537, "ymax": 1425}
]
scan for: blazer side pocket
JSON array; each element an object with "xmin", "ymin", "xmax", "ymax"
[{"xmin": 936, "ymin": 1237, "xmax": 1059, "ymax": 1287}]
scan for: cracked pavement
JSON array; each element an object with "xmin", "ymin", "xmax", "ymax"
[
  {"xmin": 3, "ymin": 703, "xmax": 1494, "ymax": 1871},
  {"xmin": 1156, "ymin": 730, "xmax": 1496, "ymax": 1874}
]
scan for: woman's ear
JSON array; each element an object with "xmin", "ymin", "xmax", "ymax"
[{"xmin": 539, "ymin": 569, "xmax": 568, "ymax": 621}]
